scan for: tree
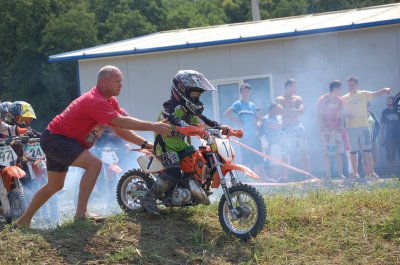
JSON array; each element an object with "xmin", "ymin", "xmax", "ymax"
[{"xmin": 103, "ymin": 10, "xmax": 156, "ymax": 42}]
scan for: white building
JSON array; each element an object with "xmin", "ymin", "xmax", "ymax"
[{"xmin": 50, "ymin": 3, "xmax": 400, "ymax": 172}]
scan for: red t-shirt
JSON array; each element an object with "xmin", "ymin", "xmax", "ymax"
[
  {"xmin": 317, "ymin": 94, "xmax": 343, "ymax": 132},
  {"xmin": 48, "ymin": 87, "xmax": 122, "ymax": 149}
]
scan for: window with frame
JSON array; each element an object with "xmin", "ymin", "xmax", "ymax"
[{"xmin": 201, "ymin": 75, "xmax": 273, "ymax": 125}]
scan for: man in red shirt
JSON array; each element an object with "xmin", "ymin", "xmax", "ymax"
[
  {"xmin": 317, "ymin": 80, "xmax": 345, "ymax": 179},
  {"xmin": 17, "ymin": 65, "xmax": 170, "ymax": 227}
]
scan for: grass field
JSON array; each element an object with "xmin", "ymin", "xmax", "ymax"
[{"xmin": 0, "ymin": 181, "xmax": 399, "ymax": 264}]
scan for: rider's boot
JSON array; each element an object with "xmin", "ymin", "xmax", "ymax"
[{"xmin": 141, "ymin": 177, "xmax": 172, "ymax": 215}]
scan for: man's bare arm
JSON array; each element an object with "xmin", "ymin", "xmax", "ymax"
[
  {"xmin": 112, "ymin": 127, "xmax": 153, "ymax": 149},
  {"xmin": 292, "ymin": 97, "xmax": 304, "ymax": 114},
  {"xmin": 224, "ymin": 107, "xmax": 242, "ymax": 126},
  {"xmin": 370, "ymin": 87, "xmax": 391, "ymax": 99},
  {"xmin": 110, "ymin": 116, "xmax": 170, "ymax": 135}
]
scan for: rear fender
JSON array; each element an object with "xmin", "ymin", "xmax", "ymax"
[{"xmin": 1, "ymin": 166, "xmax": 26, "ymax": 191}]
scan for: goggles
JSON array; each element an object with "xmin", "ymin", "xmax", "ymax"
[
  {"xmin": 15, "ymin": 116, "xmax": 33, "ymax": 126},
  {"xmin": 189, "ymin": 91, "xmax": 202, "ymax": 102}
]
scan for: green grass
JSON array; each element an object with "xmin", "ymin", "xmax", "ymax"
[{"xmin": 1, "ymin": 184, "xmax": 400, "ymax": 264}]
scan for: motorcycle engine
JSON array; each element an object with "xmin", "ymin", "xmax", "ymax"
[{"xmin": 171, "ymin": 188, "xmax": 191, "ymax": 206}]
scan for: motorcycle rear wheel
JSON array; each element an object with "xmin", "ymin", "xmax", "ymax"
[
  {"xmin": 218, "ymin": 183, "xmax": 267, "ymax": 241},
  {"xmin": 116, "ymin": 169, "xmax": 154, "ymax": 213}
]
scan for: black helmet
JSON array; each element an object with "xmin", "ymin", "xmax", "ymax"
[
  {"xmin": 171, "ymin": 70, "xmax": 216, "ymax": 115},
  {"xmin": 0, "ymin": 101, "xmax": 36, "ymax": 128}
]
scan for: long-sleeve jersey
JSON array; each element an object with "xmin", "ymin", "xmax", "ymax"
[
  {"xmin": 154, "ymin": 98, "xmax": 219, "ymax": 155},
  {"xmin": 0, "ymin": 122, "xmax": 18, "ymax": 137}
]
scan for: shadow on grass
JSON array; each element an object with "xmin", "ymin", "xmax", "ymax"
[
  {"xmin": 126, "ymin": 208, "xmax": 250, "ymax": 264},
  {"xmin": 23, "ymin": 219, "xmax": 103, "ymax": 264}
]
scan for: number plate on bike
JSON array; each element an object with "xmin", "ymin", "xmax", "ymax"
[
  {"xmin": 0, "ymin": 145, "xmax": 18, "ymax": 167},
  {"xmin": 137, "ymin": 153, "xmax": 165, "ymax": 173},
  {"xmin": 23, "ymin": 143, "xmax": 45, "ymax": 160},
  {"xmin": 215, "ymin": 138, "xmax": 234, "ymax": 162}
]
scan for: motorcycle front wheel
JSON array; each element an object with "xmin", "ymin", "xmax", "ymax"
[
  {"xmin": 116, "ymin": 169, "xmax": 154, "ymax": 213},
  {"xmin": 218, "ymin": 183, "xmax": 267, "ymax": 241},
  {"xmin": 9, "ymin": 189, "xmax": 28, "ymax": 220}
]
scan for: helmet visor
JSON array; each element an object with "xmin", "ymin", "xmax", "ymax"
[{"xmin": 15, "ymin": 116, "xmax": 33, "ymax": 126}]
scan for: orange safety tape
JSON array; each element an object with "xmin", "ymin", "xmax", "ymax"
[{"xmin": 230, "ymin": 138, "xmax": 319, "ymax": 180}]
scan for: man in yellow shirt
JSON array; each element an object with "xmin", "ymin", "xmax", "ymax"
[{"xmin": 342, "ymin": 76, "xmax": 391, "ymax": 178}]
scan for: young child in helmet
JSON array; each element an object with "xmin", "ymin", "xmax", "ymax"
[
  {"xmin": 141, "ymin": 70, "xmax": 227, "ymax": 215},
  {"xmin": 0, "ymin": 101, "xmax": 36, "ymax": 137}
]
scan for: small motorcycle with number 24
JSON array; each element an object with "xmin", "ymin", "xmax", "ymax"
[{"xmin": 116, "ymin": 125, "xmax": 267, "ymax": 240}]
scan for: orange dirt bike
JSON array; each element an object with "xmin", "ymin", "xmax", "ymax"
[
  {"xmin": 116, "ymin": 125, "xmax": 267, "ymax": 240},
  {"xmin": 95, "ymin": 146, "xmax": 123, "ymax": 195},
  {"xmin": 0, "ymin": 137, "xmax": 28, "ymax": 224},
  {"xmin": 17, "ymin": 136, "xmax": 59, "ymax": 223}
]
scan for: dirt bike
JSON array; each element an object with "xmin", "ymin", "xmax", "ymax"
[
  {"xmin": 18, "ymin": 136, "xmax": 59, "ymax": 223},
  {"xmin": 0, "ymin": 137, "xmax": 28, "ymax": 224},
  {"xmin": 94, "ymin": 146, "xmax": 123, "ymax": 195},
  {"xmin": 116, "ymin": 125, "xmax": 267, "ymax": 240}
]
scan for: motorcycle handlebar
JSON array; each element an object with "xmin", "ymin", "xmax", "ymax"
[
  {"xmin": 0, "ymin": 136, "xmax": 41, "ymax": 146},
  {"xmin": 175, "ymin": 125, "xmax": 243, "ymax": 139},
  {"xmin": 28, "ymin": 138, "xmax": 40, "ymax": 143},
  {"xmin": 224, "ymin": 128, "xmax": 243, "ymax": 139}
]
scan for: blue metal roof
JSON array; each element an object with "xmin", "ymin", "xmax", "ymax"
[{"xmin": 49, "ymin": 3, "xmax": 400, "ymax": 62}]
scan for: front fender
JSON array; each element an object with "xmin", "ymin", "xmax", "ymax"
[
  {"xmin": 106, "ymin": 164, "xmax": 123, "ymax": 180},
  {"xmin": 221, "ymin": 163, "xmax": 260, "ymax": 179},
  {"xmin": 211, "ymin": 163, "xmax": 260, "ymax": 188},
  {"xmin": 2, "ymin": 166, "xmax": 26, "ymax": 191},
  {"xmin": 108, "ymin": 164, "xmax": 122, "ymax": 173},
  {"xmin": 2, "ymin": 166, "xmax": 26, "ymax": 179}
]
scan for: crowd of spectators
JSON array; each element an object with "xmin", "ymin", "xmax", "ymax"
[{"xmin": 225, "ymin": 77, "xmax": 398, "ymax": 182}]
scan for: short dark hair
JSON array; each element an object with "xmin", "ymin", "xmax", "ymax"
[
  {"xmin": 239, "ymin": 83, "xmax": 251, "ymax": 92},
  {"xmin": 329, "ymin": 80, "xmax": 342, "ymax": 92},
  {"xmin": 284, "ymin": 79, "xmax": 296, "ymax": 89},
  {"xmin": 347, "ymin": 76, "xmax": 358, "ymax": 84}
]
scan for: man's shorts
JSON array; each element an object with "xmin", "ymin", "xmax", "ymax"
[
  {"xmin": 385, "ymin": 138, "xmax": 400, "ymax": 162},
  {"xmin": 320, "ymin": 131, "xmax": 345, "ymax": 155},
  {"xmin": 240, "ymin": 135, "xmax": 263, "ymax": 168},
  {"xmin": 280, "ymin": 123, "xmax": 309, "ymax": 155},
  {"xmin": 346, "ymin": 127, "xmax": 371, "ymax": 152},
  {"xmin": 40, "ymin": 129, "xmax": 85, "ymax": 172}
]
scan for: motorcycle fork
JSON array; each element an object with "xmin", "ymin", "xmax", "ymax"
[
  {"xmin": 27, "ymin": 163, "xmax": 36, "ymax": 181},
  {"xmin": 13, "ymin": 178, "xmax": 24, "ymax": 192},
  {"xmin": 212, "ymin": 154, "xmax": 238, "ymax": 219},
  {"xmin": 229, "ymin": 171, "xmax": 239, "ymax": 186}
]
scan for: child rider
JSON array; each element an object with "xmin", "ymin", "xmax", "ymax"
[{"xmin": 141, "ymin": 70, "xmax": 228, "ymax": 215}]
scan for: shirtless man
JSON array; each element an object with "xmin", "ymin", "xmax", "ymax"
[{"xmin": 276, "ymin": 79, "xmax": 309, "ymax": 181}]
